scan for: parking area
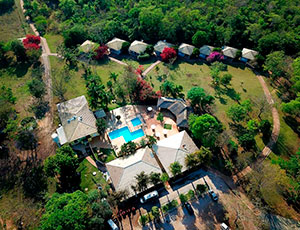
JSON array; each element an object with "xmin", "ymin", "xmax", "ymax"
[{"xmin": 117, "ymin": 169, "xmax": 261, "ymax": 230}]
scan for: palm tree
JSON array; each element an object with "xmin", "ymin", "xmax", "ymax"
[
  {"xmin": 185, "ymin": 153, "xmax": 199, "ymax": 169},
  {"xmin": 146, "ymin": 135, "xmax": 157, "ymax": 147},
  {"xmin": 135, "ymin": 171, "xmax": 149, "ymax": 192},
  {"xmin": 150, "ymin": 172, "xmax": 161, "ymax": 186},
  {"xmin": 109, "ymin": 72, "xmax": 118, "ymax": 82}
]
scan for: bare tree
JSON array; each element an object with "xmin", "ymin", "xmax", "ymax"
[
  {"xmin": 251, "ymin": 97, "xmax": 270, "ymax": 120},
  {"xmin": 52, "ymin": 68, "xmax": 68, "ymax": 102}
]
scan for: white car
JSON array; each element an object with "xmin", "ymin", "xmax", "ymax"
[
  {"xmin": 140, "ymin": 190, "xmax": 159, "ymax": 203},
  {"xmin": 221, "ymin": 223, "xmax": 230, "ymax": 230},
  {"xmin": 209, "ymin": 189, "xmax": 218, "ymax": 201}
]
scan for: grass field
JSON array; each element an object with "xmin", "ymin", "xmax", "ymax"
[
  {"xmin": 0, "ymin": 66, "xmax": 33, "ymax": 119},
  {"xmin": 0, "ymin": 0, "xmax": 32, "ymax": 42},
  {"xmin": 44, "ymin": 33, "xmax": 64, "ymax": 53},
  {"xmin": 147, "ymin": 60, "xmax": 266, "ymax": 126},
  {"xmin": 77, "ymin": 159, "xmax": 109, "ymax": 192}
]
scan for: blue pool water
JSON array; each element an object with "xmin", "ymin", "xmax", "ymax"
[
  {"xmin": 131, "ymin": 117, "xmax": 142, "ymax": 127},
  {"xmin": 109, "ymin": 126, "xmax": 145, "ymax": 142}
]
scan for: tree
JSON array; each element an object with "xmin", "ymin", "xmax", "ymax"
[
  {"xmin": 187, "ymin": 87, "xmax": 214, "ymax": 114},
  {"xmin": 160, "ymin": 47, "xmax": 177, "ymax": 63},
  {"xmin": 227, "ymin": 100, "xmax": 252, "ymax": 123},
  {"xmin": 195, "ymin": 146, "xmax": 212, "ymax": 165},
  {"xmin": 207, "ymin": 51, "xmax": 224, "ymax": 62},
  {"xmin": 96, "ymin": 118, "xmax": 107, "ymax": 135},
  {"xmin": 120, "ymin": 141, "xmax": 137, "ymax": 156},
  {"xmin": 94, "ymin": 45, "xmax": 109, "ymax": 60},
  {"xmin": 59, "ymin": 0, "xmax": 76, "ymax": 19},
  {"xmin": 135, "ymin": 77, "xmax": 159, "ymax": 103},
  {"xmin": 28, "ymin": 79, "xmax": 46, "ymax": 98},
  {"xmin": 169, "ymin": 161, "xmax": 183, "ymax": 176},
  {"xmin": 150, "ymin": 172, "xmax": 161, "ymax": 185},
  {"xmin": 44, "ymin": 145, "xmax": 79, "ymax": 191},
  {"xmin": 192, "ymin": 30, "xmax": 208, "ymax": 47},
  {"xmin": 107, "ymin": 190, "xmax": 129, "ymax": 208},
  {"xmin": 281, "ymin": 97, "xmax": 300, "ymax": 117},
  {"xmin": 157, "ymin": 112, "xmax": 164, "ymax": 123},
  {"xmin": 259, "ymin": 119, "xmax": 272, "ymax": 138},
  {"xmin": 40, "ymin": 191, "xmax": 88, "ymax": 230},
  {"xmin": 160, "ymin": 80, "xmax": 184, "ymax": 98},
  {"xmin": 52, "ymin": 68, "xmax": 68, "ymax": 101},
  {"xmin": 87, "ymin": 190, "xmax": 112, "ymax": 230},
  {"xmin": 160, "ymin": 173, "xmax": 169, "ymax": 183},
  {"xmin": 10, "ymin": 40, "xmax": 26, "ymax": 62},
  {"xmin": 135, "ymin": 171, "xmax": 149, "ymax": 192},
  {"xmin": 145, "ymin": 135, "xmax": 157, "ymax": 147},
  {"xmin": 185, "ymin": 153, "xmax": 199, "ymax": 169},
  {"xmin": 263, "ymin": 51, "xmax": 286, "ymax": 79},
  {"xmin": 151, "ymin": 206, "xmax": 160, "ymax": 222},
  {"xmin": 238, "ymin": 132, "xmax": 256, "ymax": 150},
  {"xmin": 220, "ymin": 73, "xmax": 232, "ymax": 88},
  {"xmin": 17, "ymin": 130, "xmax": 37, "ymax": 150},
  {"xmin": 63, "ymin": 25, "xmax": 87, "ymax": 48},
  {"xmin": 109, "ymin": 72, "xmax": 118, "ymax": 82},
  {"xmin": 189, "ymin": 114, "xmax": 222, "ymax": 147},
  {"xmin": 86, "ymin": 74, "xmax": 111, "ymax": 110},
  {"xmin": 0, "ymin": 0, "xmax": 14, "ymax": 12}
]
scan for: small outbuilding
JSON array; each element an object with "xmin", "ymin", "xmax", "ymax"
[
  {"xmin": 199, "ymin": 45, "xmax": 214, "ymax": 59},
  {"xmin": 79, "ymin": 40, "xmax": 98, "ymax": 53},
  {"xmin": 178, "ymin": 43, "xmax": 195, "ymax": 59},
  {"xmin": 241, "ymin": 48, "xmax": 258, "ymax": 62},
  {"xmin": 106, "ymin": 38, "xmax": 126, "ymax": 55},
  {"xmin": 128, "ymin": 40, "xmax": 148, "ymax": 56},
  {"xmin": 154, "ymin": 40, "xmax": 173, "ymax": 56},
  {"xmin": 222, "ymin": 46, "xmax": 238, "ymax": 59}
]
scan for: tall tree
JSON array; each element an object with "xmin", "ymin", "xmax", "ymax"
[
  {"xmin": 187, "ymin": 87, "xmax": 214, "ymax": 114},
  {"xmin": 135, "ymin": 171, "xmax": 150, "ymax": 192}
]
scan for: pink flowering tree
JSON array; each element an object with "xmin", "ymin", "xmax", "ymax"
[{"xmin": 207, "ymin": 51, "xmax": 224, "ymax": 62}]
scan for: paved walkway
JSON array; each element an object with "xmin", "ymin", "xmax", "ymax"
[
  {"xmin": 233, "ymin": 75, "xmax": 280, "ymax": 182},
  {"xmin": 86, "ymin": 156, "xmax": 97, "ymax": 168},
  {"xmin": 142, "ymin": 60, "xmax": 161, "ymax": 77},
  {"xmin": 109, "ymin": 56, "xmax": 128, "ymax": 66}
]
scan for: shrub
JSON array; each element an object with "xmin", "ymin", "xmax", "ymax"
[
  {"xmin": 192, "ymin": 47, "xmax": 200, "ymax": 58},
  {"xmin": 17, "ymin": 130, "xmax": 37, "ymax": 150},
  {"xmin": 137, "ymin": 53, "xmax": 150, "ymax": 61},
  {"xmin": 139, "ymin": 215, "xmax": 148, "ymax": 226},
  {"xmin": 30, "ymin": 101, "xmax": 49, "ymax": 119},
  {"xmin": 145, "ymin": 44, "xmax": 154, "ymax": 54},
  {"xmin": 187, "ymin": 190, "xmax": 195, "ymax": 199},
  {"xmin": 160, "ymin": 173, "xmax": 169, "ymax": 183},
  {"xmin": 121, "ymin": 41, "xmax": 130, "ymax": 54},
  {"xmin": 162, "ymin": 200, "xmax": 178, "ymax": 213},
  {"xmin": 23, "ymin": 34, "xmax": 41, "ymax": 48}
]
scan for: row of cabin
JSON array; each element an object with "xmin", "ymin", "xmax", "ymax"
[{"xmin": 80, "ymin": 38, "xmax": 258, "ymax": 62}]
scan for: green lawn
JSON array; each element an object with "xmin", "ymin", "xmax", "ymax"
[
  {"xmin": 77, "ymin": 159, "xmax": 109, "ymax": 192},
  {"xmin": 0, "ymin": 0, "xmax": 32, "ymax": 42},
  {"xmin": 121, "ymin": 58, "xmax": 153, "ymax": 70},
  {"xmin": 0, "ymin": 66, "xmax": 33, "ymax": 119},
  {"xmin": 44, "ymin": 33, "xmax": 64, "ymax": 53},
  {"xmin": 96, "ymin": 148, "xmax": 116, "ymax": 163},
  {"xmin": 147, "ymin": 60, "xmax": 266, "ymax": 126}
]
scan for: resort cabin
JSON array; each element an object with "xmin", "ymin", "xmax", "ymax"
[
  {"xmin": 106, "ymin": 38, "xmax": 126, "ymax": 55},
  {"xmin": 222, "ymin": 46, "xmax": 238, "ymax": 60},
  {"xmin": 53, "ymin": 95, "xmax": 98, "ymax": 146},
  {"xmin": 199, "ymin": 45, "xmax": 214, "ymax": 59},
  {"xmin": 178, "ymin": 43, "xmax": 195, "ymax": 59},
  {"xmin": 241, "ymin": 48, "xmax": 258, "ymax": 62},
  {"xmin": 154, "ymin": 40, "xmax": 173, "ymax": 56},
  {"xmin": 79, "ymin": 40, "xmax": 98, "ymax": 53},
  {"xmin": 128, "ymin": 40, "xmax": 148, "ymax": 56},
  {"xmin": 157, "ymin": 97, "xmax": 189, "ymax": 129}
]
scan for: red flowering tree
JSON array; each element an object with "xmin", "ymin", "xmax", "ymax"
[
  {"xmin": 160, "ymin": 47, "xmax": 177, "ymax": 63},
  {"xmin": 206, "ymin": 51, "xmax": 224, "ymax": 62},
  {"xmin": 134, "ymin": 77, "xmax": 159, "ymax": 103},
  {"xmin": 94, "ymin": 45, "xmax": 108, "ymax": 60},
  {"xmin": 22, "ymin": 34, "xmax": 41, "ymax": 63},
  {"xmin": 23, "ymin": 34, "xmax": 41, "ymax": 50},
  {"xmin": 135, "ymin": 65, "xmax": 144, "ymax": 75}
]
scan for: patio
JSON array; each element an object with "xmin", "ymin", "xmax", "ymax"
[{"xmin": 107, "ymin": 105, "xmax": 179, "ymax": 152}]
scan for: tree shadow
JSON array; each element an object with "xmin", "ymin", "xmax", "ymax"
[
  {"xmin": 10, "ymin": 62, "xmax": 31, "ymax": 78},
  {"xmin": 283, "ymin": 116, "xmax": 300, "ymax": 136}
]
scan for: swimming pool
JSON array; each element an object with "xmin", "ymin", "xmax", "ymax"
[
  {"xmin": 131, "ymin": 117, "xmax": 142, "ymax": 127},
  {"xmin": 109, "ymin": 126, "xmax": 145, "ymax": 143}
]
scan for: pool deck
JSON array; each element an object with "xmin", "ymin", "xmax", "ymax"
[{"xmin": 107, "ymin": 105, "xmax": 179, "ymax": 154}]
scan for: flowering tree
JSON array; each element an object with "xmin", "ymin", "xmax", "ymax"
[
  {"xmin": 207, "ymin": 51, "xmax": 224, "ymax": 62},
  {"xmin": 160, "ymin": 47, "xmax": 177, "ymax": 63},
  {"xmin": 135, "ymin": 77, "xmax": 159, "ymax": 103},
  {"xmin": 93, "ymin": 45, "xmax": 108, "ymax": 60},
  {"xmin": 23, "ymin": 34, "xmax": 41, "ymax": 50},
  {"xmin": 135, "ymin": 65, "xmax": 144, "ymax": 75}
]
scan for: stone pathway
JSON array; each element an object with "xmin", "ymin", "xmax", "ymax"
[
  {"xmin": 142, "ymin": 60, "xmax": 161, "ymax": 77},
  {"xmin": 233, "ymin": 75, "xmax": 280, "ymax": 182}
]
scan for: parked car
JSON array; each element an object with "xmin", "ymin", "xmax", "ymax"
[
  {"xmin": 107, "ymin": 219, "xmax": 119, "ymax": 230},
  {"xmin": 140, "ymin": 190, "xmax": 159, "ymax": 203},
  {"xmin": 184, "ymin": 202, "xmax": 194, "ymax": 215},
  {"xmin": 209, "ymin": 189, "xmax": 218, "ymax": 201},
  {"xmin": 221, "ymin": 223, "xmax": 230, "ymax": 230}
]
